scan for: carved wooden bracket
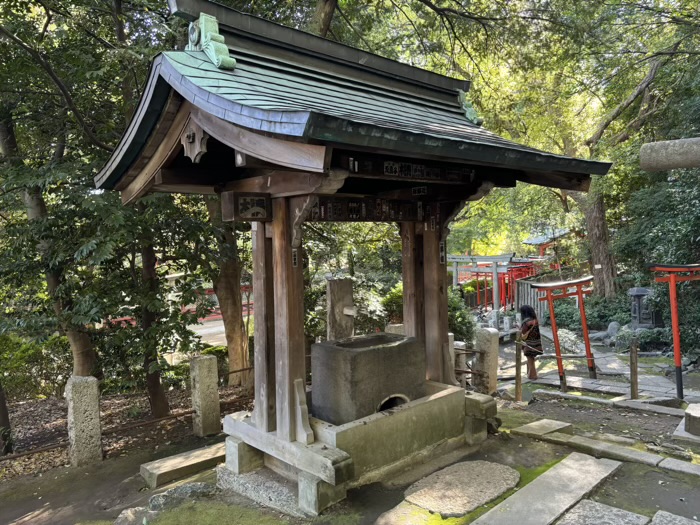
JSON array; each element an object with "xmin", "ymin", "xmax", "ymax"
[
  {"xmin": 180, "ymin": 121, "xmax": 209, "ymax": 163},
  {"xmin": 294, "ymin": 378, "xmax": 314, "ymax": 445}
]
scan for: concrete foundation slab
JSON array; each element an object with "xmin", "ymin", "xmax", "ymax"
[
  {"xmin": 404, "ymin": 461, "xmax": 519, "ymax": 517},
  {"xmin": 568, "ymin": 436, "xmax": 663, "ymax": 466},
  {"xmin": 140, "ymin": 442, "xmax": 225, "ymax": 489},
  {"xmin": 472, "ymin": 453, "xmax": 620, "ymax": 525},
  {"xmin": 511, "ymin": 419, "xmax": 573, "ymax": 438},
  {"xmin": 651, "ymin": 511, "xmax": 700, "ymax": 524},
  {"xmin": 556, "ymin": 500, "xmax": 650, "ymax": 525},
  {"xmin": 658, "ymin": 458, "xmax": 700, "ymax": 477}
]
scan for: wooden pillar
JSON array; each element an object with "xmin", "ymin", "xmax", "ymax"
[
  {"xmin": 252, "ymin": 222, "xmax": 276, "ymax": 432},
  {"xmin": 423, "ymin": 226, "xmax": 448, "ymax": 382},
  {"xmin": 271, "ymin": 198, "xmax": 306, "ymax": 441},
  {"xmin": 401, "ymin": 222, "xmax": 425, "ymax": 346}
]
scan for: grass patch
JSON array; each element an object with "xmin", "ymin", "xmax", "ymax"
[
  {"xmin": 152, "ymin": 501, "xmax": 289, "ymax": 525},
  {"xmin": 497, "ymin": 406, "xmax": 539, "ymax": 430}
]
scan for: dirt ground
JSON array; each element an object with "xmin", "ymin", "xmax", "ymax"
[{"xmin": 0, "ymin": 387, "xmax": 253, "ymax": 482}]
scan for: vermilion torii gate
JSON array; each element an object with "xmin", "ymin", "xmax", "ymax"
[{"xmin": 95, "ymin": 0, "xmax": 611, "ymax": 513}]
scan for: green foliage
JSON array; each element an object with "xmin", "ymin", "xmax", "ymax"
[
  {"xmin": 447, "ymin": 286, "xmax": 476, "ymax": 343},
  {"xmin": 202, "ymin": 345, "xmax": 229, "ymax": 386},
  {"xmin": 546, "ymin": 299, "xmax": 580, "ymax": 331},
  {"xmin": 381, "ymin": 282, "xmax": 404, "ymax": 324},
  {"xmin": 615, "ymin": 328, "xmax": 673, "ymax": 353},
  {"xmin": 583, "ymin": 295, "xmax": 632, "ymax": 331},
  {"xmin": 0, "ymin": 334, "xmax": 72, "ymax": 400}
]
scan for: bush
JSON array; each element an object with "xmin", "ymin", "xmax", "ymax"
[
  {"xmin": 161, "ymin": 361, "xmax": 190, "ymax": 389},
  {"xmin": 584, "ymin": 294, "xmax": 632, "ymax": 330},
  {"xmin": 616, "ymin": 327, "xmax": 672, "ymax": 352},
  {"xmin": 381, "ymin": 282, "xmax": 403, "ymax": 324},
  {"xmin": 0, "ymin": 334, "xmax": 72, "ymax": 400},
  {"xmin": 202, "ymin": 345, "xmax": 229, "ymax": 385},
  {"xmin": 546, "ymin": 299, "xmax": 580, "ymax": 330},
  {"xmin": 448, "ymin": 286, "xmax": 476, "ymax": 343}
]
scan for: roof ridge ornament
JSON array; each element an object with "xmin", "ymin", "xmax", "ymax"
[
  {"xmin": 458, "ymin": 90, "xmax": 484, "ymax": 127},
  {"xmin": 186, "ymin": 13, "xmax": 236, "ymax": 70}
]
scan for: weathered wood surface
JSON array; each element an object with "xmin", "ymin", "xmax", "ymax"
[
  {"xmin": 223, "ymin": 414, "xmax": 352, "ymax": 485},
  {"xmin": 401, "ymin": 222, "xmax": 425, "ymax": 347},
  {"xmin": 271, "ymin": 198, "xmax": 306, "ymax": 442},
  {"xmin": 253, "ymin": 222, "xmax": 276, "ymax": 432},
  {"xmin": 423, "ymin": 226, "xmax": 447, "ymax": 382}
]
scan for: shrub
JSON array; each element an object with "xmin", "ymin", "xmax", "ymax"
[
  {"xmin": 584, "ymin": 294, "xmax": 632, "ymax": 330},
  {"xmin": 448, "ymin": 286, "xmax": 476, "ymax": 343},
  {"xmin": 381, "ymin": 282, "xmax": 404, "ymax": 324},
  {"xmin": 202, "ymin": 345, "xmax": 229, "ymax": 385},
  {"xmin": 616, "ymin": 327, "xmax": 672, "ymax": 352},
  {"xmin": 546, "ymin": 299, "xmax": 580, "ymax": 330}
]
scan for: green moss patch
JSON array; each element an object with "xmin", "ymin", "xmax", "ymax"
[{"xmin": 152, "ymin": 501, "xmax": 290, "ymax": 525}]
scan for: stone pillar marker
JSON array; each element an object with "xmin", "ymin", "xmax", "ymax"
[
  {"xmin": 474, "ymin": 327, "xmax": 499, "ymax": 395},
  {"xmin": 326, "ymin": 278, "xmax": 354, "ymax": 341},
  {"xmin": 191, "ymin": 355, "xmax": 221, "ymax": 437},
  {"xmin": 65, "ymin": 376, "xmax": 102, "ymax": 467},
  {"xmin": 685, "ymin": 404, "xmax": 700, "ymax": 436}
]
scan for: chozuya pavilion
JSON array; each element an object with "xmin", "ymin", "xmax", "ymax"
[{"xmin": 96, "ymin": 0, "xmax": 611, "ymax": 515}]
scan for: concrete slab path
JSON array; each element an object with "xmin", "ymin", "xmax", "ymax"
[{"xmin": 556, "ymin": 500, "xmax": 650, "ymax": 525}]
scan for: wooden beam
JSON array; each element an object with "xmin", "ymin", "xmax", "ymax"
[
  {"xmin": 423, "ymin": 224, "xmax": 448, "ymax": 382},
  {"xmin": 191, "ymin": 108, "xmax": 327, "ymax": 173},
  {"xmin": 120, "ymin": 104, "xmax": 191, "ymax": 204},
  {"xmin": 401, "ymin": 222, "xmax": 425, "ymax": 347},
  {"xmin": 253, "ymin": 222, "xmax": 276, "ymax": 432},
  {"xmin": 222, "ymin": 169, "xmax": 347, "ymax": 198},
  {"xmin": 271, "ymin": 198, "xmax": 306, "ymax": 442}
]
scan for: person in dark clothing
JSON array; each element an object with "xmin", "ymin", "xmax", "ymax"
[{"xmin": 519, "ymin": 305, "xmax": 543, "ymax": 380}]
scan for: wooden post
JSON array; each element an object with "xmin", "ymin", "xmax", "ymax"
[
  {"xmin": 515, "ymin": 339, "xmax": 523, "ymax": 402},
  {"xmin": 271, "ymin": 198, "xmax": 306, "ymax": 441},
  {"xmin": 401, "ymin": 222, "xmax": 425, "ymax": 346},
  {"xmin": 252, "ymin": 222, "xmax": 276, "ymax": 432},
  {"xmin": 423, "ymin": 226, "xmax": 447, "ymax": 382},
  {"xmin": 669, "ymin": 273, "xmax": 684, "ymax": 400},
  {"xmin": 630, "ymin": 337, "xmax": 639, "ymax": 400},
  {"xmin": 575, "ymin": 284, "xmax": 597, "ymax": 379},
  {"xmin": 545, "ymin": 290, "xmax": 567, "ymax": 392}
]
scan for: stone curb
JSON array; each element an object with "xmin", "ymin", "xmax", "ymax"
[
  {"xmin": 567, "ymin": 435, "xmax": 664, "ymax": 466},
  {"xmin": 613, "ymin": 399, "xmax": 686, "ymax": 417},
  {"xmin": 532, "ymin": 389, "xmax": 615, "ymax": 406}
]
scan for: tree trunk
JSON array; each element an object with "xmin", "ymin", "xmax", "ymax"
[
  {"xmin": 0, "ymin": 381, "xmax": 12, "ymax": 455},
  {"xmin": 309, "ymin": 0, "xmax": 337, "ymax": 37},
  {"xmin": 205, "ymin": 198, "xmax": 251, "ymax": 389},
  {"xmin": 1, "ymin": 105, "xmax": 98, "ymax": 376},
  {"xmin": 140, "ymin": 236, "xmax": 170, "ymax": 417},
  {"xmin": 572, "ymin": 178, "xmax": 617, "ymax": 298}
]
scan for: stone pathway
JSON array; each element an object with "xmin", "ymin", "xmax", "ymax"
[
  {"xmin": 537, "ymin": 327, "xmax": 700, "ymax": 402},
  {"xmin": 556, "ymin": 500, "xmax": 650, "ymax": 525}
]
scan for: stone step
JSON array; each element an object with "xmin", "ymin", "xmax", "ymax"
[
  {"xmin": 567, "ymin": 436, "xmax": 663, "ymax": 467},
  {"xmin": 471, "ymin": 452, "xmax": 621, "ymax": 525},
  {"xmin": 140, "ymin": 442, "xmax": 226, "ymax": 489}
]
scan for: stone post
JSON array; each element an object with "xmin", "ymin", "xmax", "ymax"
[
  {"xmin": 327, "ymin": 278, "xmax": 354, "ymax": 341},
  {"xmin": 474, "ymin": 327, "xmax": 499, "ymax": 395},
  {"xmin": 65, "ymin": 376, "xmax": 102, "ymax": 467},
  {"xmin": 385, "ymin": 324, "xmax": 405, "ymax": 335},
  {"xmin": 191, "ymin": 355, "xmax": 221, "ymax": 437},
  {"xmin": 685, "ymin": 404, "xmax": 700, "ymax": 436}
]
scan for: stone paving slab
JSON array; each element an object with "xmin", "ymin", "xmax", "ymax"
[
  {"xmin": 511, "ymin": 419, "xmax": 573, "ymax": 439},
  {"xmin": 658, "ymin": 458, "xmax": 700, "ymax": 477},
  {"xmin": 404, "ymin": 461, "xmax": 520, "ymax": 517},
  {"xmin": 533, "ymin": 389, "xmax": 615, "ymax": 406},
  {"xmin": 613, "ymin": 400, "xmax": 685, "ymax": 417},
  {"xmin": 555, "ymin": 499, "xmax": 650, "ymax": 525},
  {"xmin": 568, "ymin": 436, "xmax": 663, "ymax": 466},
  {"xmin": 140, "ymin": 442, "xmax": 225, "ymax": 489},
  {"xmin": 471, "ymin": 453, "xmax": 621, "ymax": 525},
  {"xmin": 536, "ymin": 431, "xmax": 576, "ymax": 446},
  {"xmin": 651, "ymin": 511, "xmax": 700, "ymax": 524}
]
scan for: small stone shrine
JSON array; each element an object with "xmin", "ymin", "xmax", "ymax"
[{"xmin": 95, "ymin": 0, "xmax": 610, "ymax": 514}]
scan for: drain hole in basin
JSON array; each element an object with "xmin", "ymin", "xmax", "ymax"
[{"xmin": 377, "ymin": 394, "xmax": 410, "ymax": 412}]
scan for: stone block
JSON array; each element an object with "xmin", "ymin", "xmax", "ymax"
[
  {"xmin": 474, "ymin": 327, "xmax": 499, "ymax": 394},
  {"xmin": 225, "ymin": 436, "xmax": 263, "ymax": 474},
  {"xmin": 673, "ymin": 418, "xmax": 700, "ymax": 445},
  {"xmin": 65, "ymin": 375, "xmax": 102, "ymax": 467},
  {"xmin": 557, "ymin": 500, "xmax": 650, "ymax": 525},
  {"xmin": 464, "ymin": 416, "xmax": 487, "ymax": 446},
  {"xmin": 384, "ymin": 324, "xmax": 405, "ymax": 335},
  {"xmin": 568, "ymin": 436, "xmax": 663, "ymax": 466},
  {"xmin": 311, "ymin": 333, "xmax": 425, "ymax": 425},
  {"xmin": 511, "ymin": 419, "xmax": 573, "ymax": 439},
  {"xmin": 190, "ymin": 355, "xmax": 221, "ymax": 437},
  {"xmin": 298, "ymin": 472, "xmax": 347, "ymax": 516},
  {"xmin": 464, "ymin": 392, "xmax": 497, "ymax": 419},
  {"xmin": 659, "ymin": 458, "xmax": 700, "ymax": 477},
  {"xmin": 651, "ymin": 511, "xmax": 700, "ymax": 525},
  {"xmin": 684, "ymin": 404, "xmax": 700, "ymax": 436},
  {"xmin": 614, "ymin": 399, "xmax": 685, "ymax": 417},
  {"xmin": 471, "ymin": 453, "xmax": 621, "ymax": 525},
  {"xmin": 140, "ymin": 442, "xmax": 225, "ymax": 489},
  {"xmin": 537, "ymin": 431, "xmax": 575, "ymax": 446}
]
